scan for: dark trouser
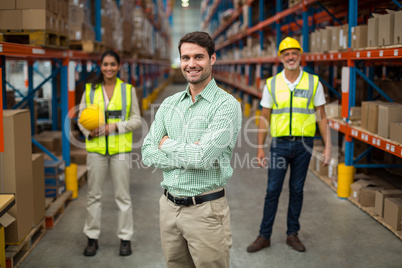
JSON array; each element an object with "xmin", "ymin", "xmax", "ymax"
[{"xmin": 259, "ymin": 137, "xmax": 314, "ymax": 238}]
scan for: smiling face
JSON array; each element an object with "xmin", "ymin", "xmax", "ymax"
[
  {"xmin": 180, "ymin": 42, "xmax": 216, "ymax": 87},
  {"xmin": 100, "ymin": 55, "xmax": 120, "ymax": 80},
  {"xmin": 280, "ymin": 48, "xmax": 301, "ymax": 71}
]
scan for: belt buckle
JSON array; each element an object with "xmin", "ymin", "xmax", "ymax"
[
  {"xmin": 174, "ymin": 197, "xmax": 190, "ymax": 206},
  {"xmin": 289, "ymin": 136, "xmax": 296, "ymax": 141}
]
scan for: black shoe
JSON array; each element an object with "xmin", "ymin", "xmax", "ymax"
[
  {"xmin": 120, "ymin": 240, "xmax": 132, "ymax": 256},
  {"xmin": 84, "ymin": 237, "xmax": 98, "ymax": 256}
]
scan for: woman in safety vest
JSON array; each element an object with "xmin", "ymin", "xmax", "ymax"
[{"xmin": 77, "ymin": 50, "xmax": 142, "ymax": 257}]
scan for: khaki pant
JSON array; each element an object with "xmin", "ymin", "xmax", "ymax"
[
  {"xmin": 83, "ymin": 152, "xmax": 133, "ymax": 240},
  {"xmin": 159, "ymin": 188, "xmax": 232, "ymax": 268}
]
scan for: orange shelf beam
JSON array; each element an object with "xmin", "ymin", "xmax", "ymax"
[{"xmin": 329, "ymin": 118, "xmax": 402, "ymax": 159}]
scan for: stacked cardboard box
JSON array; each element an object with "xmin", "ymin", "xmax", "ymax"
[
  {"xmin": 0, "ymin": 0, "xmax": 68, "ymax": 34},
  {"xmin": 377, "ymin": 103, "xmax": 402, "ymax": 139},
  {"xmin": 68, "ymin": 2, "xmax": 94, "ymax": 41},
  {"xmin": 32, "ymin": 154, "xmax": 46, "ymax": 225},
  {"xmin": 361, "ymin": 101, "xmax": 384, "ymax": 133},
  {"xmin": 3, "ymin": 110, "xmax": 34, "ymax": 243},
  {"xmin": 44, "ymin": 159, "xmax": 66, "ymax": 198},
  {"xmin": 368, "ymin": 10, "xmax": 402, "ymax": 47}
]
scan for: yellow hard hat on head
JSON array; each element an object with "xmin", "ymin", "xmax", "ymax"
[
  {"xmin": 278, "ymin": 37, "xmax": 303, "ymax": 56},
  {"xmin": 79, "ymin": 104, "xmax": 105, "ymax": 131}
]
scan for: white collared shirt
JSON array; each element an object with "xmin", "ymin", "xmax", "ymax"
[{"xmin": 260, "ymin": 68, "xmax": 326, "ymax": 108}]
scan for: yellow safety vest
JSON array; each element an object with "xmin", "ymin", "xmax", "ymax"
[
  {"xmin": 84, "ymin": 78, "xmax": 133, "ymax": 155},
  {"xmin": 267, "ymin": 71, "xmax": 319, "ymax": 137}
]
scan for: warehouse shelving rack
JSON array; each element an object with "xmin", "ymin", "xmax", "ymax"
[
  {"xmin": 203, "ymin": 0, "xmax": 402, "ymax": 167},
  {"xmin": 0, "ymin": 1, "xmax": 172, "ymax": 168}
]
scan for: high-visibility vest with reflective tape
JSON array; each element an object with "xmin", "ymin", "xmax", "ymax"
[
  {"xmin": 267, "ymin": 71, "xmax": 319, "ymax": 137},
  {"xmin": 84, "ymin": 78, "xmax": 132, "ymax": 155}
]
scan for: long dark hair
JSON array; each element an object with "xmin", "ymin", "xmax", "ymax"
[{"xmin": 92, "ymin": 50, "xmax": 121, "ymax": 89}]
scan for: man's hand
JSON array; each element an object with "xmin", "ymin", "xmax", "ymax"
[
  {"xmin": 159, "ymin": 136, "xmax": 169, "ymax": 149},
  {"xmin": 257, "ymin": 148, "xmax": 267, "ymax": 168},
  {"xmin": 322, "ymin": 146, "xmax": 331, "ymax": 167}
]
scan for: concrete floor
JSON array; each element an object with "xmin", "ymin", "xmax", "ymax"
[{"xmin": 21, "ymin": 83, "xmax": 402, "ymax": 268}]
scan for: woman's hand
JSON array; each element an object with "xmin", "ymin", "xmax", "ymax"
[{"xmin": 89, "ymin": 123, "xmax": 117, "ymax": 137}]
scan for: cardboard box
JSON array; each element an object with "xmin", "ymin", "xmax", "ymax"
[
  {"xmin": 350, "ymin": 179, "xmax": 377, "ymax": 204},
  {"xmin": 32, "ymin": 154, "xmax": 45, "ymax": 225},
  {"xmin": 378, "ymin": 11, "xmax": 395, "ymax": 46},
  {"xmin": 33, "ymin": 131, "xmax": 62, "ymax": 154},
  {"xmin": 22, "ymin": 9, "xmax": 56, "ymax": 31},
  {"xmin": 3, "ymin": 110, "xmax": 34, "ymax": 243},
  {"xmin": 0, "ymin": 0, "xmax": 16, "ymax": 9},
  {"xmin": 361, "ymin": 101, "xmax": 383, "ymax": 133},
  {"xmin": 395, "ymin": 10, "xmax": 402, "ymax": 44},
  {"xmin": 70, "ymin": 149, "xmax": 87, "ymax": 165},
  {"xmin": 350, "ymin": 106, "xmax": 361, "ymax": 120},
  {"xmin": 351, "ymin": 25, "xmax": 368, "ymax": 49},
  {"xmin": 45, "ymin": 182, "xmax": 66, "ymax": 198},
  {"xmin": 367, "ymin": 15, "xmax": 380, "ymax": 47},
  {"xmin": 360, "ymin": 186, "xmax": 383, "ymax": 207},
  {"xmin": 377, "ymin": 103, "xmax": 402, "ymax": 138},
  {"xmin": 331, "ymin": 26, "xmax": 340, "ymax": 50},
  {"xmin": 0, "ymin": 10, "xmax": 22, "ymax": 30},
  {"xmin": 44, "ymin": 159, "xmax": 65, "ymax": 176},
  {"xmin": 390, "ymin": 122, "xmax": 402, "ymax": 144},
  {"xmin": 315, "ymin": 156, "xmax": 329, "ymax": 176},
  {"xmin": 321, "ymin": 27, "xmax": 332, "ymax": 52},
  {"xmin": 45, "ymin": 172, "xmax": 65, "ymax": 187},
  {"xmin": 16, "ymin": 0, "xmax": 52, "ymax": 10},
  {"xmin": 374, "ymin": 189, "xmax": 402, "ymax": 217},
  {"xmin": 325, "ymin": 104, "xmax": 342, "ymax": 119},
  {"xmin": 339, "ymin": 24, "xmax": 348, "ymax": 49},
  {"xmin": 383, "ymin": 197, "xmax": 402, "ymax": 231}
]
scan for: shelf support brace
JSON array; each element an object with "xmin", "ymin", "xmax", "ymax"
[
  {"xmin": 5, "ymin": 81, "xmax": 24, "ymax": 98},
  {"xmin": 32, "ymin": 138, "xmax": 59, "ymax": 161},
  {"xmin": 315, "ymin": 1, "xmax": 343, "ymax": 25},
  {"xmin": 356, "ymin": 68, "xmax": 394, "ymax": 102},
  {"xmin": 390, "ymin": 0, "xmax": 402, "ymax": 8},
  {"xmin": 12, "ymin": 67, "xmax": 60, "ymax": 109},
  {"xmin": 353, "ymin": 146, "xmax": 373, "ymax": 165}
]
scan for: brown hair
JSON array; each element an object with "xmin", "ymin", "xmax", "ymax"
[{"xmin": 178, "ymin": 31, "xmax": 215, "ymax": 58}]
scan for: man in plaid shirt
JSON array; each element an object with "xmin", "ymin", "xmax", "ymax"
[{"xmin": 142, "ymin": 31, "xmax": 242, "ymax": 268}]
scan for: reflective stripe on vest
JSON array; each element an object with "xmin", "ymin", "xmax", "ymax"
[
  {"xmin": 267, "ymin": 71, "xmax": 318, "ymax": 137},
  {"xmin": 85, "ymin": 78, "xmax": 132, "ymax": 155}
]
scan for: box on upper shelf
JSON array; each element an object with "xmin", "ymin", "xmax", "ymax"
[
  {"xmin": 390, "ymin": 122, "xmax": 402, "ymax": 144},
  {"xmin": 395, "ymin": 10, "xmax": 402, "ymax": 44},
  {"xmin": 378, "ymin": 10, "xmax": 395, "ymax": 46},
  {"xmin": 377, "ymin": 103, "xmax": 402, "ymax": 139},
  {"xmin": 351, "ymin": 25, "xmax": 368, "ymax": 49}
]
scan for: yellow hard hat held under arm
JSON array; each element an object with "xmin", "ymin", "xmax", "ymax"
[{"xmin": 79, "ymin": 104, "xmax": 105, "ymax": 131}]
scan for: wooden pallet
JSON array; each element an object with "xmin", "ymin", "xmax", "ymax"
[
  {"xmin": 0, "ymin": 30, "xmax": 68, "ymax": 49},
  {"xmin": 309, "ymin": 168, "xmax": 402, "ymax": 240},
  {"xmin": 69, "ymin": 40, "xmax": 104, "ymax": 53},
  {"xmin": 5, "ymin": 219, "xmax": 46, "ymax": 268},
  {"xmin": 45, "ymin": 190, "xmax": 72, "ymax": 229}
]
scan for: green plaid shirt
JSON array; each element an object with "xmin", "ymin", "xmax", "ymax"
[{"xmin": 142, "ymin": 79, "xmax": 242, "ymax": 197}]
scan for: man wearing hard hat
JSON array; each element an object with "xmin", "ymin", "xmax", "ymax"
[{"xmin": 247, "ymin": 37, "xmax": 331, "ymax": 253}]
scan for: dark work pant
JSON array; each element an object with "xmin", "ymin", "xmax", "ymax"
[{"xmin": 259, "ymin": 137, "xmax": 314, "ymax": 238}]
